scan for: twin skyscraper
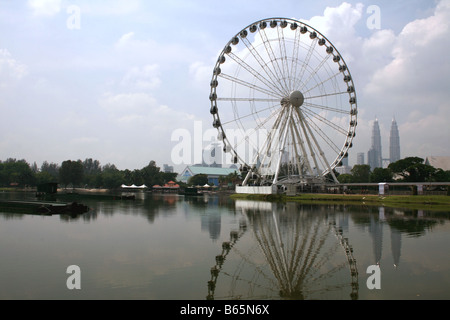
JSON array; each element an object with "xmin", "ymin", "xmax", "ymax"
[{"xmin": 366, "ymin": 118, "xmax": 401, "ymax": 169}]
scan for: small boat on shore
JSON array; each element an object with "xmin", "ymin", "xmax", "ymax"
[
  {"xmin": 0, "ymin": 200, "xmax": 90, "ymax": 216},
  {"xmin": 179, "ymin": 187, "xmax": 202, "ymax": 196}
]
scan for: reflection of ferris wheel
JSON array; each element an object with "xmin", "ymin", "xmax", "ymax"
[
  {"xmin": 207, "ymin": 202, "xmax": 359, "ymax": 300},
  {"xmin": 210, "ymin": 18, "xmax": 358, "ymax": 185}
]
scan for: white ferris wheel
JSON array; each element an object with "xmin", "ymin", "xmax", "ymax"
[{"xmin": 209, "ymin": 18, "xmax": 358, "ymax": 186}]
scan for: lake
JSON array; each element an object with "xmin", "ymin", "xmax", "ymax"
[{"xmin": 0, "ymin": 191, "xmax": 449, "ymax": 300}]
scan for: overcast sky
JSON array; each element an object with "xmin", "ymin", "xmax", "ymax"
[{"xmin": 0, "ymin": 0, "xmax": 448, "ymax": 171}]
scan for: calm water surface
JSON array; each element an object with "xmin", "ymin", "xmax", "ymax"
[{"xmin": 0, "ymin": 192, "xmax": 449, "ymax": 300}]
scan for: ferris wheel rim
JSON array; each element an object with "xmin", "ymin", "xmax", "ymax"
[{"xmin": 210, "ymin": 17, "xmax": 358, "ymax": 184}]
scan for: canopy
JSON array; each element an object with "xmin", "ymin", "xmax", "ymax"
[{"xmin": 121, "ymin": 184, "xmax": 148, "ymax": 189}]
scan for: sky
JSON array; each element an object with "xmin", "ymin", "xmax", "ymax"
[{"xmin": 0, "ymin": 0, "xmax": 449, "ymax": 172}]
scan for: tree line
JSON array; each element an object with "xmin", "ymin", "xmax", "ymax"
[
  {"xmin": 1, "ymin": 156, "xmax": 448, "ymax": 190},
  {"xmin": 0, "ymin": 158, "xmax": 178, "ymax": 190},
  {"xmin": 337, "ymin": 157, "xmax": 450, "ymax": 183}
]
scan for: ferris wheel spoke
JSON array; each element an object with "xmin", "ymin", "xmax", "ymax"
[
  {"xmin": 302, "ymin": 108, "xmax": 349, "ymax": 136},
  {"xmin": 289, "ymin": 114, "xmax": 314, "ymax": 176},
  {"xmin": 296, "ymin": 107, "xmax": 338, "ymax": 180},
  {"xmin": 227, "ymin": 107, "xmax": 283, "ymax": 160},
  {"xmin": 289, "ymin": 28, "xmax": 302, "ymax": 92},
  {"xmin": 303, "ymin": 71, "xmax": 343, "ymax": 95},
  {"xmin": 277, "ymin": 26, "xmax": 292, "ymax": 92},
  {"xmin": 294, "ymin": 108, "xmax": 322, "ymax": 175},
  {"xmin": 219, "ymin": 73, "xmax": 283, "ymax": 98},
  {"xmin": 260, "ymin": 107, "xmax": 288, "ymax": 169},
  {"xmin": 303, "ymin": 102, "xmax": 349, "ymax": 115},
  {"xmin": 304, "ymin": 91, "xmax": 348, "ymax": 100},
  {"xmin": 240, "ymin": 36, "xmax": 288, "ymax": 97},
  {"xmin": 273, "ymin": 105, "xmax": 294, "ymax": 184},
  {"xmin": 260, "ymin": 29, "xmax": 290, "ymax": 95},
  {"xmin": 227, "ymin": 51, "xmax": 286, "ymax": 97},
  {"xmin": 218, "ymin": 98, "xmax": 280, "ymax": 103},
  {"xmin": 237, "ymin": 105, "xmax": 285, "ymax": 172},
  {"xmin": 295, "ymin": 38, "xmax": 317, "ymax": 90},
  {"xmin": 222, "ymin": 103, "xmax": 280, "ymax": 127},
  {"xmin": 302, "ymin": 112, "xmax": 342, "ymax": 156},
  {"xmin": 286, "ymin": 116, "xmax": 309, "ymax": 177},
  {"xmin": 300, "ymin": 54, "xmax": 332, "ymax": 92}
]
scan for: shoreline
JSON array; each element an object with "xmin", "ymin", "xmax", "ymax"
[{"xmin": 230, "ymin": 193, "xmax": 450, "ymax": 211}]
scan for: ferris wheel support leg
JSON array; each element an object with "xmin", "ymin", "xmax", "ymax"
[
  {"xmin": 302, "ymin": 113, "xmax": 339, "ymax": 184},
  {"xmin": 273, "ymin": 106, "xmax": 294, "ymax": 185},
  {"xmin": 242, "ymin": 170, "xmax": 253, "ymax": 186}
]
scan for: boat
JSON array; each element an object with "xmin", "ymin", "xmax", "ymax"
[
  {"xmin": 0, "ymin": 200, "xmax": 90, "ymax": 216},
  {"xmin": 179, "ymin": 187, "xmax": 202, "ymax": 196}
]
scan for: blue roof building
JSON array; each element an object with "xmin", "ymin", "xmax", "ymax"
[{"xmin": 178, "ymin": 166, "xmax": 239, "ymax": 186}]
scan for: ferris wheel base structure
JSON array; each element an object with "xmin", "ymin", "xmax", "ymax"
[
  {"xmin": 236, "ymin": 185, "xmax": 278, "ymax": 195},
  {"xmin": 236, "ymin": 176, "xmax": 328, "ymax": 195}
]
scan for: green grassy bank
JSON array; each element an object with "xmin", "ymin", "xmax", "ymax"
[{"xmin": 230, "ymin": 193, "xmax": 450, "ymax": 211}]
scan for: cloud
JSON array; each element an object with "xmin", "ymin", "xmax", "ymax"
[
  {"xmin": 189, "ymin": 61, "xmax": 215, "ymax": 88},
  {"xmin": 0, "ymin": 49, "xmax": 28, "ymax": 87},
  {"xmin": 27, "ymin": 0, "xmax": 62, "ymax": 16},
  {"xmin": 400, "ymin": 104, "xmax": 450, "ymax": 157},
  {"xmin": 81, "ymin": 0, "xmax": 141, "ymax": 16},
  {"xmin": 366, "ymin": 2, "xmax": 450, "ymax": 100},
  {"xmin": 121, "ymin": 64, "xmax": 161, "ymax": 90},
  {"xmin": 114, "ymin": 31, "xmax": 198, "ymax": 68},
  {"xmin": 99, "ymin": 92, "xmax": 158, "ymax": 115}
]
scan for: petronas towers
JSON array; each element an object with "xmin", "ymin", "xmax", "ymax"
[
  {"xmin": 389, "ymin": 119, "xmax": 401, "ymax": 163},
  {"xmin": 368, "ymin": 118, "xmax": 401, "ymax": 169}
]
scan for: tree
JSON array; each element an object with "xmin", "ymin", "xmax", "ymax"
[
  {"xmin": 370, "ymin": 168, "xmax": 393, "ymax": 183},
  {"xmin": 141, "ymin": 161, "xmax": 162, "ymax": 186},
  {"xmin": 101, "ymin": 163, "xmax": 124, "ymax": 189},
  {"xmin": 82, "ymin": 158, "xmax": 102, "ymax": 188},
  {"xmin": 351, "ymin": 165, "xmax": 371, "ymax": 183},
  {"xmin": 219, "ymin": 172, "xmax": 242, "ymax": 185},
  {"xmin": 188, "ymin": 174, "xmax": 209, "ymax": 186},
  {"xmin": 59, "ymin": 160, "xmax": 84, "ymax": 189},
  {"xmin": 433, "ymin": 169, "xmax": 450, "ymax": 182},
  {"xmin": 337, "ymin": 174, "xmax": 353, "ymax": 183},
  {"xmin": 0, "ymin": 158, "xmax": 35, "ymax": 187},
  {"xmin": 41, "ymin": 161, "xmax": 60, "ymax": 181},
  {"xmin": 388, "ymin": 157, "xmax": 436, "ymax": 182}
]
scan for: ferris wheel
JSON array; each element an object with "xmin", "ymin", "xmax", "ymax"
[{"xmin": 209, "ymin": 18, "xmax": 357, "ymax": 185}]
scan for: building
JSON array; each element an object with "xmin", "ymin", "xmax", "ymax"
[
  {"xmin": 425, "ymin": 156, "xmax": 450, "ymax": 171},
  {"xmin": 153, "ymin": 181, "xmax": 180, "ymax": 193},
  {"xmin": 389, "ymin": 118, "xmax": 401, "ymax": 163},
  {"xmin": 336, "ymin": 157, "xmax": 351, "ymax": 174},
  {"xmin": 357, "ymin": 153, "xmax": 365, "ymax": 165},
  {"xmin": 368, "ymin": 119, "xmax": 383, "ymax": 170},
  {"xmin": 178, "ymin": 166, "xmax": 239, "ymax": 186},
  {"xmin": 163, "ymin": 164, "xmax": 174, "ymax": 173}
]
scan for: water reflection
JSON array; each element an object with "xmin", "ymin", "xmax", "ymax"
[
  {"xmin": 1, "ymin": 192, "xmax": 449, "ymax": 300},
  {"xmin": 208, "ymin": 201, "xmax": 359, "ymax": 300},
  {"xmin": 207, "ymin": 201, "xmax": 449, "ymax": 300}
]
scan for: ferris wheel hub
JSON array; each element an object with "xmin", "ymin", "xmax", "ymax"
[{"xmin": 289, "ymin": 91, "xmax": 305, "ymax": 107}]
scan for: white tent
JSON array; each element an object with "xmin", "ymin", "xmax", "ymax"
[{"xmin": 121, "ymin": 184, "xmax": 148, "ymax": 189}]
